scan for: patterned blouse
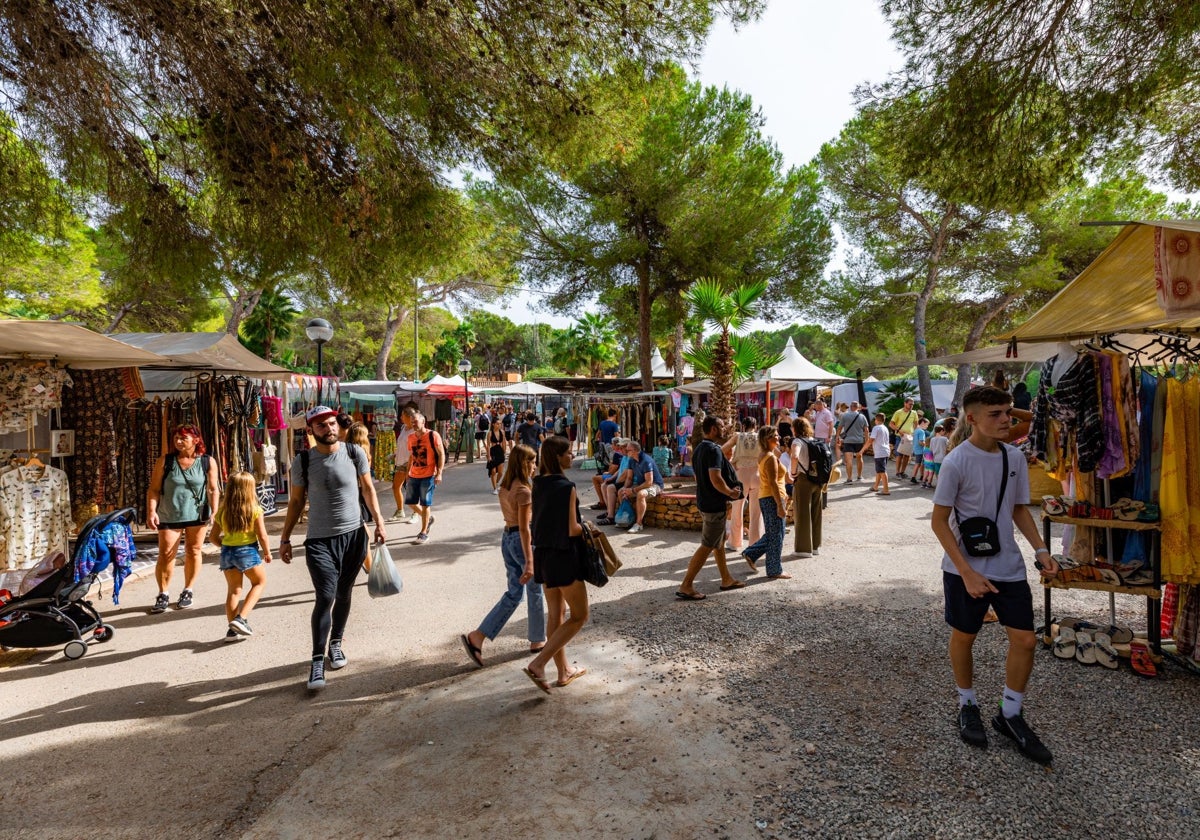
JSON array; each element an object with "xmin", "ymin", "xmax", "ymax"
[
  {"xmin": 1031, "ymin": 351, "xmax": 1106, "ymax": 474},
  {"xmin": 0, "ymin": 464, "xmax": 73, "ymax": 570}
]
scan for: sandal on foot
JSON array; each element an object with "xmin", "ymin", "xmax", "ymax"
[
  {"xmin": 460, "ymin": 633, "xmax": 484, "ymax": 667},
  {"xmin": 1052, "ymin": 626, "xmax": 1077, "ymax": 660},
  {"xmin": 675, "ymin": 590, "xmax": 706, "ymax": 601},
  {"xmin": 522, "ymin": 666, "xmax": 552, "ymax": 694},
  {"xmin": 555, "ymin": 667, "xmax": 587, "ymax": 687},
  {"xmin": 719, "ymin": 580, "xmax": 746, "ymax": 591}
]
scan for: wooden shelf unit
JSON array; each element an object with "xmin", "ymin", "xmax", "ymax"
[{"xmin": 1040, "ymin": 513, "xmax": 1162, "ymax": 655}]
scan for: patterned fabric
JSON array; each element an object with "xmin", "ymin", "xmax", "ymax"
[
  {"xmin": 0, "ymin": 361, "xmax": 72, "ymax": 433},
  {"xmin": 1162, "ymin": 582, "xmax": 1180, "ymax": 639},
  {"xmin": 60, "ymin": 369, "xmax": 137, "ymax": 525},
  {"xmin": 262, "ymin": 395, "xmax": 285, "ymax": 431},
  {"xmin": 1160, "ymin": 377, "xmax": 1200, "ymax": 583},
  {"xmin": 0, "ymin": 464, "xmax": 73, "ymax": 570},
  {"xmin": 1030, "ymin": 351, "xmax": 1105, "ymax": 473}
]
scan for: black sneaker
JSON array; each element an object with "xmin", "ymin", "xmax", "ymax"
[
  {"xmin": 991, "ymin": 712, "xmax": 1053, "ymax": 765},
  {"xmin": 596, "ymin": 516, "xmax": 615, "ymax": 526},
  {"xmin": 307, "ymin": 657, "xmax": 326, "ymax": 690},
  {"xmin": 224, "ymin": 628, "xmax": 239, "ymax": 643},
  {"xmin": 230, "ymin": 615, "xmax": 252, "ymax": 636},
  {"xmin": 958, "ymin": 703, "xmax": 987, "ymax": 748},
  {"xmin": 328, "ymin": 641, "xmax": 348, "ymax": 670},
  {"xmin": 177, "ymin": 589, "xmax": 194, "ymax": 609},
  {"xmin": 150, "ymin": 592, "xmax": 170, "ymax": 614}
]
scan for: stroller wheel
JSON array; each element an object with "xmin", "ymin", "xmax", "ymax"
[
  {"xmin": 63, "ymin": 640, "xmax": 88, "ymax": 660},
  {"xmin": 94, "ymin": 624, "xmax": 115, "ymax": 643}
]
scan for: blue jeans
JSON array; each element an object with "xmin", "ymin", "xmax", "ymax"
[
  {"xmin": 478, "ymin": 529, "xmax": 546, "ymax": 643},
  {"xmin": 743, "ymin": 497, "xmax": 786, "ymax": 576}
]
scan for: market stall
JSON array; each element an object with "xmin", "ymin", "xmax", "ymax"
[
  {"xmin": 0, "ymin": 321, "xmax": 169, "ymax": 580},
  {"xmin": 990, "ymin": 220, "xmax": 1200, "ymax": 670}
]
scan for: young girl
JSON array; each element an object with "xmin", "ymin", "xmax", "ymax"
[
  {"xmin": 911, "ymin": 417, "xmax": 931, "ymax": 486},
  {"xmin": 868, "ymin": 413, "xmax": 891, "ymax": 495},
  {"xmin": 461, "ymin": 444, "xmax": 545, "ymax": 667},
  {"xmin": 209, "ymin": 472, "xmax": 270, "ymax": 641},
  {"xmin": 928, "ymin": 419, "xmax": 955, "ymax": 489}
]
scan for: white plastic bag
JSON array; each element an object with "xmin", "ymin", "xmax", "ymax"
[{"xmin": 367, "ymin": 542, "xmax": 402, "ymax": 598}]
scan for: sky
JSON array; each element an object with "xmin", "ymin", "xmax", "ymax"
[{"xmin": 482, "ymin": 1, "xmax": 902, "ymax": 330}]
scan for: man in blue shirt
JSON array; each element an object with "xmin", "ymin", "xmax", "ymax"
[
  {"xmin": 619, "ymin": 441, "xmax": 664, "ymax": 534},
  {"xmin": 596, "ymin": 438, "xmax": 634, "ymax": 526},
  {"xmin": 597, "ymin": 409, "xmax": 620, "ymax": 458}
]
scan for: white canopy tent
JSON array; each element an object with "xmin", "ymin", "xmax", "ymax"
[
  {"xmin": 624, "ymin": 347, "xmax": 694, "ymax": 380},
  {"xmin": 676, "ymin": 377, "xmax": 818, "ymax": 395},
  {"xmin": 0, "ymin": 320, "xmax": 170, "ymax": 369},
  {"xmin": 339, "ymin": 379, "xmax": 425, "ymax": 395},
  {"xmin": 765, "ymin": 337, "xmax": 850, "ymax": 381},
  {"xmin": 499, "ymin": 381, "xmax": 560, "ymax": 396}
]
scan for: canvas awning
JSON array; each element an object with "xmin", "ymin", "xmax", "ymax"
[
  {"xmin": 499, "ymin": 381, "xmax": 560, "ymax": 396},
  {"xmin": 0, "ymin": 320, "xmax": 170, "ymax": 369},
  {"xmin": 1001, "ymin": 220, "xmax": 1200, "ymax": 342},
  {"xmin": 624, "ymin": 347, "xmax": 694, "ymax": 380},
  {"xmin": 914, "ymin": 333, "xmax": 1200, "ymax": 367},
  {"xmin": 111, "ymin": 332, "xmax": 293, "ymax": 379}
]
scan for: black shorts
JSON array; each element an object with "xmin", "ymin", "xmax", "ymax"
[
  {"xmin": 842, "ymin": 442, "xmax": 863, "ymax": 454},
  {"xmin": 943, "ymin": 571, "xmax": 1034, "ymax": 634}
]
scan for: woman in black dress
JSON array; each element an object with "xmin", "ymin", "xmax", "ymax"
[
  {"xmin": 522, "ymin": 435, "xmax": 589, "ymax": 693},
  {"xmin": 486, "ymin": 411, "xmax": 507, "ymax": 493}
]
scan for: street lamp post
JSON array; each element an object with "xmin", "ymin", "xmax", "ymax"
[
  {"xmin": 457, "ymin": 358, "xmax": 473, "ymax": 463},
  {"xmin": 305, "ymin": 318, "xmax": 334, "ymax": 377}
]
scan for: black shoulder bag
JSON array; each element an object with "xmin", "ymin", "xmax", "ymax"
[{"xmin": 955, "ymin": 446, "xmax": 1008, "ymax": 557}]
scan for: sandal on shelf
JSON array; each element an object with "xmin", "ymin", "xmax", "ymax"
[
  {"xmin": 1129, "ymin": 642, "xmax": 1158, "ymax": 678},
  {"xmin": 1093, "ymin": 633, "xmax": 1120, "ymax": 670},
  {"xmin": 1107, "ymin": 625, "xmax": 1134, "ymax": 645},
  {"xmin": 1042, "ymin": 496, "xmax": 1066, "ymax": 516},
  {"xmin": 1052, "ymin": 626, "xmax": 1077, "ymax": 660},
  {"xmin": 1075, "ymin": 631, "xmax": 1098, "ymax": 665}
]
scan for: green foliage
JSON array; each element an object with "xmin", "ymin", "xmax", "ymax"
[
  {"xmin": 526, "ymin": 365, "xmax": 567, "ymax": 380},
  {"xmin": 684, "ymin": 278, "xmax": 774, "ymax": 422},
  {"xmin": 479, "ymin": 62, "xmax": 832, "ymax": 389},
  {"xmin": 239, "ymin": 288, "xmax": 299, "ymax": 362},
  {"xmin": 878, "ymin": 1, "xmax": 1200, "ymax": 203}
]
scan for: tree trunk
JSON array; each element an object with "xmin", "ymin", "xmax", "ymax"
[
  {"xmin": 673, "ymin": 320, "xmax": 686, "ymax": 385},
  {"xmin": 711, "ymin": 331, "xmax": 735, "ymax": 424},
  {"xmin": 376, "ymin": 305, "xmax": 409, "ymax": 380},
  {"xmin": 636, "ymin": 250, "xmax": 654, "ymax": 392},
  {"xmin": 952, "ymin": 290, "xmax": 1020, "ymax": 409},
  {"xmin": 913, "ymin": 212, "xmax": 953, "ymax": 418},
  {"xmin": 104, "ymin": 302, "xmax": 135, "ymax": 334},
  {"xmin": 225, "ymin": 287, "xmax": 263, "ymax": 335}
]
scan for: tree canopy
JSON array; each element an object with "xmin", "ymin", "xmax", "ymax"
[{"xmin": 878, "ymin": 0, "xmax": 1200, "ymax": 205}]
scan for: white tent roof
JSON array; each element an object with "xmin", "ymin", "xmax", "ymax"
[
  {"xmin": 625, "ymin": 347, "xmax": 693, "ymax": 380},
  {"xmin": 0, "ymin": 320, "xmax": 170, "ymax": 369},
  {"xmin": 338, "ymin": 379, "xmax": 424, "ymax": 395},
  {"xmin": 766, "ymin": 337, "xmax": 849, "ymax": 381},
  {"xmin": 677, "ymin": 378, "xmax": 818, "ymax": 395},
  {"xmin": 499, "ymin": 381, "xmax": 560, "ymax": 396},
  {"xmin": 112, "ymin": 332, "xmax": 293, "ymax": 379}
]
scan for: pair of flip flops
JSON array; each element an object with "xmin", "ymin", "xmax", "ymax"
[
  {"xmin": 1129, "ymin": 642, "xmax": 1158, "ymax": 677},
  {"xmin": 1054, "ymin": 627, "xmax": 1119, "ymax": 669},
  {"xmin": 1059, "ymin": 618, "xmax": 1134, "ymax": 643}
]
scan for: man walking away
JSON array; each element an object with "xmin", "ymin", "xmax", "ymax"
[
  {"xmin": 836, "ymin": 401, "xmax": 868, "ymax": 483},
  {"xmin": 677, "ymin": 416, "xmax": 744, "ymax": 599},
  {"xmin": 406, "ymin": 412, "xmax": 445, "ymax": 544},
  {"xmin": 931, "ymin": 386, "xmax": 1060, "ymax": 765},
  {"xmin": 280, "ymin": 406, "xmax": 387, "ymax": 691}
]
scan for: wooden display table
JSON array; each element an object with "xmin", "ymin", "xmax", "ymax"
[{"xmin": 1040, "ymin": 513, "xmax": 1162, "ymax": 654}]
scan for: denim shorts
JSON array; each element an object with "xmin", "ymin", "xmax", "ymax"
[
  {"xmin": 403, "ymin": 476, "xmax": 436, "ymax": 507},
  {"xmin": 219, "ymin": 544, "xmax": 263, "ymax": 572}
]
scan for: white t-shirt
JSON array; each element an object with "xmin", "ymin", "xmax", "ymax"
[
  {"xmin": 929, "ymin": 435, "xmax": 949, "ymax": 464},
  {"xmin": 394, "ymin": 427, "xmax": 412, "ymax": 467},
  {"xmin": 932, "ymin": 440, "xmax": 1031, "ymax": 582},
  {"xmin": 869, "ymin": 423, "xmax": 890, "ymax": 458}
]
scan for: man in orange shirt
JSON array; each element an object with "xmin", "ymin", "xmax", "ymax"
[{"xmin": 406, "ymin": 412, "xmax": 445, "ymax": 544}]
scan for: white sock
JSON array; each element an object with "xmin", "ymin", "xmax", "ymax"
[
  {"xmin": 957, "ymin": 686, "xmax": 978, "ymax": 707},
  {"xmin": 1001, "ymin": 686, "xmax": 1024, "ymax": 718}
]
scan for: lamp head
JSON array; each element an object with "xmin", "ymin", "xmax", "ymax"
[{"xmin": 305, "ymin": 318, "xmax": 334, "ymax": 344}]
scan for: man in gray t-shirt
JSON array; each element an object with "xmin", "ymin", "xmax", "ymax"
[
  {"xmin": 835, "ymin": 402, "xmax": 869, "ymax": 483},
  {"xmin": 280, "ymin": 406, "xmax": 387, "ymax": 691}
]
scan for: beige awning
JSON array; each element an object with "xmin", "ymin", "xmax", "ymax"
[
  {"xmin": 0, "ymin": 320, "xmax": 170, "ymax": 369},
  {"xmin": 1002, "ymin": 220, "xmax": 1200, "ymax": 342},
  {"xmin": 111, "ymin": 332, "xmax": 293, "ymax": 379}
]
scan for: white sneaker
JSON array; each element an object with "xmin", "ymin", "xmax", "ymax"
[
  {"xmin": 795, "ymin": 552, "xmax": 812, "ymax": 558},
  {"xmin": 812, "ymin": 548, "xmax": 820, "ymax": 556},
  {"xmin": 491, "ymin": 488, "xmax": 499, "ymax": 495},
  {"xmin": 628, "ymin": 523, "xmax": 643, "ymax": 534}
]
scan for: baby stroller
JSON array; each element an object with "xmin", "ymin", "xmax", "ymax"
[{"xmin": 0, "ymin": 507, "xmax": 135, "ymax": 661}]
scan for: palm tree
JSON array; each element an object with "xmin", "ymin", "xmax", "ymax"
[
  {"xmin": 573, "ymin": 312, "xmax": 617, "ymax": 377},
  {"xmin": 683, "ymin": 279, "xmax": 778, "ymax": 423},
  {"xmin": 239, "ymin": 288, "xmax": 298, "ymax": 362}
]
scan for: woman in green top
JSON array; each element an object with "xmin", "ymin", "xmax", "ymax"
[{"xmin": 147, "ymin": 425, "xmax": 220, "ymax": 614}]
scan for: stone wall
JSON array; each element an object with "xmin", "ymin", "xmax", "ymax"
[{"xmin": 643, "ymin": 490, "xmax": 703, "ymax": 531}]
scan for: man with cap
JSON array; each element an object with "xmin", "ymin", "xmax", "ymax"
[{"xmin": 280, "ymin": 406, "xmax": 387, "ymax": 691}]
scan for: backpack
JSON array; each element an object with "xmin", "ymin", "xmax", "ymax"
[
  {"xmin": 477, "ymin": 413, "xmax": 490, "ymax": 432},
  {"xmin": 553, "ymin": 416, "xmax": 565, "ymax": 435},
  {"xmin": 802, "ymin": 438, "xmax": 834, "ymax": 485}
]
